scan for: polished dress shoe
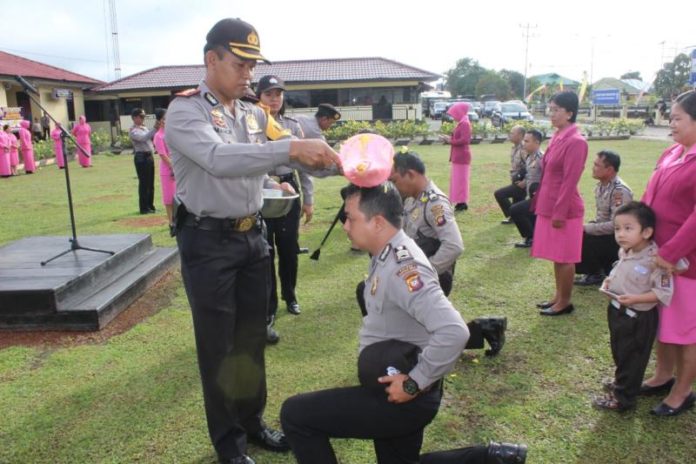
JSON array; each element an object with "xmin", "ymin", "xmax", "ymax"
[
  {"xmin": 286, "ymin": 301, "xmax": 301, "ymax": 315},
  {"xmin": 220, "ymin": 455, "xmax": 255, "ymax": 464},
  {"xmin": 487, "ymin": 441, "xmax": 527, "ymax": 463},
  {"xmin": 539, "ymin": 304, "xmax": 574, "ymax": 316},
  {"xmin": 639, "ymin": 377, "xmax": 675, "ymax": 396},
  {"xmin": 574, "ymin": 273, "xmax": 605, "ymax": 286},
  {"xmin": 514, "ymin": 238, "xmax": 532, "ymax": 248},
  {"xmin": 248, "ymin": 427, "xmax": 290, "ymax": 452},
  {"xmin": 650, "ymin": 392, "xmax": 695, "ymax": 417},
  {"xmin": 535, "ymin": 301, "xmax": 554, "ymax": 309},
  {"xmin": 501, "ymin": 218, "xmax": 513, "ymax": 224},
  {"xmin": 592, "ymin": 395, "xmax": 633, "ymax": 412},
  {"xmin": 454, "ymin": 203, "xmax": 468, "ymax": 211},
  {"xmin": 477, "ymin": 317, "xmax": 507, "ymax": 357},
  {"xmin": 266, "ymin": 324, "xmax": 279, "ymax": 345}
]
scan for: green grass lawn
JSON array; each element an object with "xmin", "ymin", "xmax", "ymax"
[{"xmin": 1, "ymin": 139, "xmax": 694, "ymax": 464}]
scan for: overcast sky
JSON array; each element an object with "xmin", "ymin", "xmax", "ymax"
[{"xmin": 2, "ymin": 0, "xmax": 695, "ymax": 87}]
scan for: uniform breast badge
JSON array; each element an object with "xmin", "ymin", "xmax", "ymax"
[
  {"xmin": 211, "ymin": 108, "xmax": 226, "ymax": 128},
  {"xmin": 371, "ymin": 277, "xmax": 379, "ymax": 295},
  {"xmin": 246, "ymin": 113, "xmax": 261, "ymax": 133}
]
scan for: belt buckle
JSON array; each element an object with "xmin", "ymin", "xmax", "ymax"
[{"xmin": 236, "ymin": 216, "xmax": 254, "ymax": 232}]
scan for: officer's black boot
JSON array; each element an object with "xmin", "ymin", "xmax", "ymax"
[
  {"xmin": 266, "ymin": 316, "xmax": 279, "ymax": 345},
  {"xmin": 486, "ymin": 441, "xmax": 527, "ymax": 464},
  {"xmin": 477, "ymin": 317, "xmax": 507, "ymax": 357}
]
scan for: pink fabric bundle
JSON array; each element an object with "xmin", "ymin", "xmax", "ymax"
[{"xmin": 339, "ymin": 133, "xmax": 394, "ymax": 187}]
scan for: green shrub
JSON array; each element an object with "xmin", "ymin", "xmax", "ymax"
[{"xmin": 32, "ymin": 139, "xmax": 53, "ymax": 160}]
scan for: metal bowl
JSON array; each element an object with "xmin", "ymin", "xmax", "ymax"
[{"xmin": 261, "ymin": 188, "xmax": 299, "ymax": 218}]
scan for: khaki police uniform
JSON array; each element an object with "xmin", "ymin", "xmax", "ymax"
[
  {"xmin": 165, "ymin": 79, "xmax": 294, "ymax": 460},
  {"xmin": 295, "ymin": 114, "xmax": 325, "ymax": 141},
  {"xmin": 509, "ymin": 149, "xmax": 544, "ymax": 241},
  {"xmin": 602, "ymin": 241, "xmax": 673, "ymax": 407},
  {"xmin": 576, "ymin": 176, "xmax": 633, "ymax": 276},
  {"xmin": 281, "ymin": 230, "xmax": 469, "ymax": 464},
  {"xmin": 494, "ymin": 143, "xmax": 527, "ymax": 219}
]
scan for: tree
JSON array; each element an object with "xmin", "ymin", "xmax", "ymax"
[
  {"xmin": 620, "ymin": 71, "xmax": 642, "ymax": 80},
  {"xmin": 474, "ymin": 71, "xmax": 511, "ymax": 100},
  {"xmin": 654, "ymin": 53, "xmax": 691, "ymax": 98},
  {"xmin": 498, "ymin": 69, "xmax": 525, "ymax": 99},
  {"xmin": 444, "ymin": 58, "xmax": 486, "ymax": 97}
]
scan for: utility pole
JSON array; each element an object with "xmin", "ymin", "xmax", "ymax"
[
  {"xmin": 520, "ymin": 23, "xmax": 537, "ymax": 99},
  {"xmin": 109, "ymin": 0, "xmax": 121, "ymax": 79}
]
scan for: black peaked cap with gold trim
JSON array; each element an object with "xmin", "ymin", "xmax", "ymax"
[{"xmin": 205, "ymin": 18, "xmax": 270, "ymax": 63}]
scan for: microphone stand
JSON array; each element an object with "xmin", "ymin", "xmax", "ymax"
[{"xmin": 14, "ymin": 75, "xmax": 114, "ymax": 265}]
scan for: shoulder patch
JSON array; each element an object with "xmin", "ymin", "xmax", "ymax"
[
  {"xmin": 430, "ymin": 204, "xmax": 446, "ymax": 226},
  {"xmin": 175, "ymin": 88, "xmax": 200, "ymax": 97},
  {"xmin": 404, "ymin": 272, "xmax": 424, "ymax": 293},
  {"xmin": 396, "ymin": 263, "xmax": 418, "ymax": 278},
  {"xmin": 394, "ymin": 245, "xmax": 413, "ymax": 263},
  {"xmin": 660, "ymin": 274, "xmax": 671, "ymax": 288},
  {"xmin": 612, "ymin": 190, "xmax": 625, "ymax": 207}
]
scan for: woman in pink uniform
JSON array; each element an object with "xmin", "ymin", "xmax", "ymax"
[
  {"xmin": 71, "ymin": 115, "xmax": 92, "ymax": 167},
  {"xmin": 18, "ymin": 120, "xmax": 36, "ymax": 174},
  {"xmin": 5, "ymin": 125, "xmax": 19, "ymax": 175},
  {"xmin": 531, "ymin": 91, "xmax": 588, "ymax": 316},
  {"xmin": 51, "ymin": 123, "xmax": 65, "ymax": 169},
  {"xmin": 152, "ymin": 108, "xmax": 175, "ymax": 233},
  {"xmin": 441, "ymin": 102, "xmax": 472, "ymax": 211},
  {"xmin": 640, "ymin": 90, "xmax": 696, "ymax": 416},
  {"xmin": 0, "ymin": 127, "xmax": 10, "ymax": 177}
]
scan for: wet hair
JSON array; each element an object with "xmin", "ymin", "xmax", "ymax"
[
  {"xmin": 154, "ymin": 108, "xmax": 167, "ymax": 121},
  {"xmin": 550, "ymin": 91, "xmax": 579, "ymax": 123},
  {"xmin": 526, "ymin": 129, "xmax": 543, "ymax": 144},
  {"xmin": 597, "ymin": 150, "xmax": 621, "ymax": 172},
  {"xmin": 614, "ymin": 201, "xmax": 656, "ymax": 238},
  {"xmin": 674, "ymin": 90, "xmax": 696, "ymax": 120},
  {"xmin": 344, "ymin": 182, "xmax": 403, "ymax": 229},
  {"xmin": 393, "ymin": 151, "xmax": 426, "ymax": 175}
]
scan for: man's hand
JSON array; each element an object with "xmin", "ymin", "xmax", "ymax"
[
  {"xmin": 515, "ymin": 180, "xmax": 526, "ymax": 189},
  {"xmin": 278, "ymin": 182, "xmax": 296, "ymax": 195},
  {"xmin": 617, "ymin": 294, "xmax": 641, "ymax": 306},
  {"xmin": 378, "ymin": 373, "xmax": 417, "ymax": 404},
  {"xmin": 654, "ymin": 255, "xmax": 682, "ymax": 274},
  {"xmin": 302, "ymin": 204, "xmax": 314, "ymax": 224},
  {"xmin": 289, "ymin": 139, "xmax": 341, "ymax": 170}
]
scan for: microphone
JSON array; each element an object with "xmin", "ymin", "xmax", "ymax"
[{"xmin": 15, "ymin": 75, "xmax": 39, "ymax": 95}]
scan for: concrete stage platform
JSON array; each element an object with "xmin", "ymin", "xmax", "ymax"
[{"xmin": 0, "ymin": 234, "xmax": 179, "ymax": 331}]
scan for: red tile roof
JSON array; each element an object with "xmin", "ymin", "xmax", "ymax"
[
  {"xmin": 93, "ymin": 57, "xmax": 441, "ymax": 92},
  {"xmin": 0, "ymin": 50, "xmax": 102, "ymax": 86}
]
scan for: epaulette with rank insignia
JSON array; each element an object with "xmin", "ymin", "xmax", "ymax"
[{"xmin": 175, "ymin": 88, "xmax": 200, "ymax": 97}]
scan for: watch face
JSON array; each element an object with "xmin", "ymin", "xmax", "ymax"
[{"xmin": 403, "ymin": 378, "xmax": 419, "ymax": 396}]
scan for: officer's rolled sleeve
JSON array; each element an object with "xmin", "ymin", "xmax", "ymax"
[
  {"xmin": 425, "ymin": 202, "xmax": 464, "ymax": 273},
  {"xmin": 166, "ymin": 99, "xmax": 290, "ymax": 178}
]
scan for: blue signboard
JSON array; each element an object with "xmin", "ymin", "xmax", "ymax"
[
  {"xmin": 592, "ymin": 89, "xmax": 621, "ymax": 106},
  {"xmin": 690, "ymin": 49, "xmax": 696, "ymax": 86}
]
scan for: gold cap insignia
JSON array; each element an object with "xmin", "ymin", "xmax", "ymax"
[{"xmin": 247, "ymin": 31, "xmax": 259, "ymax": 46}]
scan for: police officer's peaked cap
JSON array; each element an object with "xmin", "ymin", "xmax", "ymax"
[
  {"xmin": 205, "ymin": 18, "xmax": 270, "ymax": 63},
  {"xmin": 316, "ymin": 103, "xmax": 341, "ymax": 120},
  {"xmin": 256, "ymin": 75, "xmax": 285, "ymax": 95}
]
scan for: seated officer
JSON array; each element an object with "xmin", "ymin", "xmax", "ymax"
[
  {"xmin": 575, "ymin": 150, "xmax": 632, "ymax": 286},
  {"xmin": 295, "ymin": 103, "xmax": 341, "ymax": 141},
  {"xmin": 509, "ymin": 129, "xmax": 544, "ymax": 248},
  {"xmin": 493, "ymin": 126, "xmax": 526, "ymax": 224},
  {"xmin": 387, "ymin": 150, "xmax": 507, "ymax": 357}
]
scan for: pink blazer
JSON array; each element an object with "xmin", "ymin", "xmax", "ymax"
[
  {"xmin": 532, "ymin": 123, "xmax": 588, "ymax": 221},
  {"xmin": 449, "ymin": 122, "xmax": 472, "ymax": 165},
  {"xmin": 642, "ymin": 143, "xmax": 696, "ymax": 279}
]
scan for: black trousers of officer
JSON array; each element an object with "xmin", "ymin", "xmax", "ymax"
[
  {"xmin": 509, "ymin": 198, "xmax": 536, "ymax": 239},
  {"xmin": 419, "ymin": 446, "xmax": 488, "ymax": 464},
  {"xmin": 266, "ymin": 175, "xmax": 301, "ymax": 319},
  {"xmin": 607, "ymin": 304, "xmax": 658, "ymax": 407},
  {"xmin": 134, "ymin": 151, "xmax": 155, "ymax": 213},
  {"xmin": 575, "ymin": 233, "xmax": 619, "ymax": 275},
  {"xmin": 281, "ymin": 384, "xmax": 442, "ymax": 464},
  {"xmin": 493, "ymin": 183, "xmax": 526, "ymax": 218},
  {"xmin": 177, "ymin": 221, "xmax": 270, "ymax": 460}
]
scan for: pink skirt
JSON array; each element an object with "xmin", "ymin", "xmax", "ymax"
[
  {"xmin": 531, "ymin": 214, "xmax": 584, "ymax": 263},
  {"xmin": 449, "ymin": 163, "xmax": 470, "ymax": 203},
  {"xmin": 21, "ymin": 149, "xmax": 36, "ymax": 173},
  {"xmin": 78, "ymin": 145, "xmax": 92, "ymax": 167},
  {"xmin": 10, "ymin": 149, "xmax": 19, "ymax": 167},
  {"xmin": 0, "ymin": 151, "xmax": 11, "ymax": 176},
  {"xmin": 160, "ymin": 175, "xmax": 176, "ymax": 205},
  {"xmin": 658, "ymin": 275, "xmax": 696, "ymax": 344}
]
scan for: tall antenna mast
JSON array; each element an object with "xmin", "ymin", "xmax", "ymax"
[{"xmin": 109, "ymin": 0, "xmax": 121, "ymax": 79}]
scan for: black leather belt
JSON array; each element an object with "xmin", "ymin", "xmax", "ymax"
[
  {"xmin": 181, "ymin": 212, "xmax": 259, "ymax": 233},
  {"xmin": 135, "ymin": 151, "xmax": 153, "ymax": 156}
]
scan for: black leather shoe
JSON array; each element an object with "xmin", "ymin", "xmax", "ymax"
[
  {"xmin": 501, "ymin": 218, "xmax": 513, "ymax": 224},
  {"xmin": 266, "ymin": 325, "xmax": 279, "ymax": 345},
  {"xmin": 248, "ymin": 427, "xmax": 290, "ymax": 452},
  {"xmin": 639, "ymin": 377, "xmax": 675, "ymax": 396},
  {"xmin": 454, "ymin": 203, "xmax": 468, "ymax": 211},
  {"xmin": 286, "ymin": 301, "xmax": 301, "ymax": 315},
  {"xmin": 514, "ymin": 238, "xmax": 532, "ymax": 248},
  {"xmin": 539, "ymin": 304, "xmax": 574, "ymax": 316},
  {"xmin": 650, "ymin": 392, "xmax": 695, "ymax": 417},
  {"xmin": 477, "ymin": 317, "xmax": 507, "ymax": 357},
  {"xmin": 220, "ymin": 455, "xmax": 255, "ymax": 464},
  {"xmin": 536, "ymin": 301, "xmax": 554, "ymax": 309},
  {"xmin": 487, "ymin": 441, "xmax": 527, "ymax": 464},
  {"xmin": 574, "ymin": 273, "xmax": 605, "ymax": 286}
]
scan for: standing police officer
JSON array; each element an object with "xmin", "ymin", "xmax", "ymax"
[
  {"xmin": 295, "ymin": 103, "xmax": 341, "ymax": 140},
  {"xmin": 165, "ymin": 18, "xmax": 340, "ymax": 464},
  {"xmin": 129, "ymin": 108, "xmax": 159, "ymax": 214}
]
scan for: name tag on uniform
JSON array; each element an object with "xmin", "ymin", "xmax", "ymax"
[{"xmin": 246, "ymin": 114, "xmax": 262, "ymax": 134}]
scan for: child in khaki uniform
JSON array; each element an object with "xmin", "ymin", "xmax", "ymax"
[{"xmin": 593, "ymin": 202, "xmax": 674, "ymax": 411}]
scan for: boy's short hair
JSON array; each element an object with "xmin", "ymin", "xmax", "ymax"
[{"xmin": 614, "ymin": 201, "xmax": 656, "ymax": 238}]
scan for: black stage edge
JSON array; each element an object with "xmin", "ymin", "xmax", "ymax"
[{"xmin": 0, "ymin": 234, "xmax": 179, "ymax": 331}]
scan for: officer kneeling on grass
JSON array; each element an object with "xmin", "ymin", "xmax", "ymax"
[{"xmin": 280, "ymin": 182, "xmax": 527, "ymax": 464}]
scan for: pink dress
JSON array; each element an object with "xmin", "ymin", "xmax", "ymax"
[
  {"xmin": 446, "ymin": 103, "xmax": 472, "ymax": 204},
  {"xmin": 7, "ymin": 131, "xmax": 19, "ymax": 167},
  {"xmin": 531, "ymin": 123, "xmax": 588, "ymax": 263},
  {"xmin": 51, "ymin": 127, "xmax": 65, "ymax": 168},
  {"xmin": 642, "ymin": 143, "xmax": 696, "ymax": 344},
  {"xmin": 18, "ymin": 120, "xmax": 36, "ymax": 173},
  {"xmin": 153, "ymin": 128, "xmax": 175, "ymax": 206},
  {"xmin": 71, "ymin": 116, "xmax": 92, "ymax": 167},
  {"xmin": 0, "ymin": 131, "xmax": 11, "ymax": 176}
]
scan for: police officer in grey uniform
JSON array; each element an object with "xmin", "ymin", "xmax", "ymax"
[
  {"xmin": 509, "ymin": 129, "xmax": 544, "ymax": 248},
  {"xmin": 295, "ymin": 103, "xmax": 341, "ymax": 141},
  {"xmin": 494, "ymin": 126, "xmax": 527, "ymax": 224},
  {"xmin": 129, "ymin": 108, "xmax": 159, "ymax": 214},
  {"xmin": 164, "ymin": 18, "xmax": 340, "ymax": 464},
  {"xmin": 575, "ymin": 150, "xmax": 633, "ymax": 286},
  {"xmin": 281, "ymin": 182, "xmax": 470, "ymax": 464},
  {"xmin": 389, "ymin": 151, "xmax": 507, "ymax": 357}
]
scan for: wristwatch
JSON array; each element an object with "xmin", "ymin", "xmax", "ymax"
[{"xmin": 402, "ymin": 377, "xmax": 420, "ymax": 396}]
